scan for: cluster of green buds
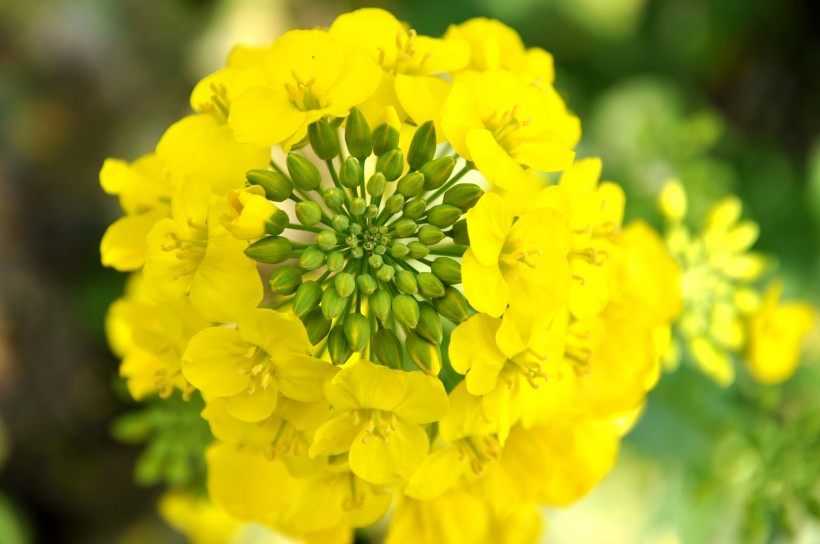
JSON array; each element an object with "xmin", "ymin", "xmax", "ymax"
[{"xmin": 243, "ymin": 108, "xmax": 482, "ymax": 374}]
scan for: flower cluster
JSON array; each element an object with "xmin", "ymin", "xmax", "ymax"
[
  {"xmin": 100, "ymin": 9, "xmax": 814, "ymax": 544},
  {"xmin": 659, "ymin": 181, "xmax": 816, "ymax": 385}
]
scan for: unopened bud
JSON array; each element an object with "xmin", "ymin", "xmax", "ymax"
[
  {"xmin": 345, "ymin": 107, "xmax": 372, "ymax": 159},
  {"xmin": 332, "ymin": 214, "xmax": 350, "ymax": 232},
  {"xmin": 393, "ymin": 294, "xmax": 420, "ymax": 330},
  {"xmin": 323, "ymin": 187, "xmax": 345, "ymax": 209},
  {"xmin": 326, "ymin": 251, "xmax": 345, "ymax": 271},
  {"xmin": 452, "ymin": 219, "xmax": 469, "ymax": 245},
  {"xmin": 321, "ymin": 288, "xmax": 348, "ymax": 320},
  {"xmin": 265, "ymin": 209, "xmax": 289, "ymax": 236},
  {"xmin": 433, "ymin": 286, "xmax": 469, "ymax": 323},
  {"xmin": 316, "ymin": 230, "xmax": 338, "ymax": 251},
  {"xmin": 417, "ymin": 272, "xmax": 445, "ymax": 298},
  {"xmin": 370, "ymin": 290, "xmax": 392, "ymax": 322},
  {"xmin": 334, "ymin": 272, "xmax": 356, "ymax": 298},
  {"xmin": 407, "ymin": 241, "xmax": 429, "ymax": 259},
  {"xmin": 385, "ymin": 193, "xmax": 405, "ymax": 214},
  {"xmin": 421, "ymin": 156, "xmax": 456, "ymax": 190},
  {"xmin": 406, "ymin": 331, "xmax": 442, "ymax": 376},
  {"xmin": 366, "ymin": 172, "xmax": 387, "ymax": 197},
  {"xmin": 356, "ymin": 274, "xmax": 377, "ymax": 295},
  {"xmin": 269, "ymin": 265, "xmax": 301, "ymax": 295},
  {"xmin": 308, "ymin": 118, "xmax": 340, "ymax": 160},
  {"xmin": 395, "ymin": 270, "xmax": 418, "ymax": 295},
  {"xmin": 301, "ymin": 309, "xmax": 331, "ymax": 345},
  {"xmin": 286, "ymin": 153, "xmax": 321, "ymax": 191},
  {"xmin": 372, "ymin": 107, "xmax": 401, "ymax": 156},
  {"xmin": 397, "ymin": 172, "xmax": 425, "ymax": 198},
  {"xmin": 417, "ymin": 225, "xmax": 445, "ymax": 246},
  {"xmin": 376, "ymin": 148, "xmax": 404, "ymax": 181},
  {"xmin": 430, "ymin": 257, "xmax": 461, "ymax": 285},
  {"xmin": 390, "ymin": 243, "xmax": 410, "ymax": 258},
  {"xmin": 328, "ymin": 325, "xmax": 353, "ymax": 365},
  {"xmin": 246, "ymin": 169, "xmax": 292, "ymax": 202},
  {"xmin": 392, "ymin": 218, "xmax": 418, "ymax": 238},
  {"xmin": 427, "ymin": 204, "xmax": 461, "ymax": 229},
  {"xmin": 403, "ymin": 199, "xmax": 427, "ymax": 220},
  {"xmin": 416, "ymin": 302, "xmax": 443, "ymax": 344},
  {"xmin": 343, "ymin": 313, "xmax": 370, "ymax": 352},
  {"xmin": 292, "ymin": 280, "xmax": 323, "ymax": 317},
  {"xmin": 376, "ymin": 264, "xmax": 395, "ymax": 282},
  {"xmin": 443, "ymin": 183, "xmax": 483, "ymax": 211},
  {"xmin": 340, "ymin": 156, "xmax": 364, "ymax": 189},
  {"xmin": 364, "ymin": 204, "xmax": 379, "ymax": 219},
  {"xmin": 245, "ymin": 236, "xmax": 292, "ymax": 264},
  {"xmin": 368, "ymin": 254, "xmax": 383, "ymax": 269},
  {"xmin": 350, "ymin": 197, "xmax": 367, "ymax": 216},
  {"xmin": 372, "ymin": 329, "xmax": 403, "ymax": 369},
  {"xmin": 295, "ymin": 201, "xmax": 322, "ymax": 226},
  {"xmin": 407, "ymin": 120, "xmax": 436, "ymax": 170},
  {"xmin": 299, "ymin": 245, "xmax": 326, "ymax": 271}
]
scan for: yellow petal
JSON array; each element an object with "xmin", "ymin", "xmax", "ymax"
[
  {"xmin": 229, "ymin": 86, "xmax": 306, "ymax": 147},
  {"xmin": 465, "ymin": 128, "xmax": 532, "ymax": 191},
  {"xmin": 391, "ymin": 371, "xmax": 449, "ymax": 424},
  {"xmin": 101, "ymin": 207, "xmax": 168, "ymax": 271},
  {"xmin": 465, "ymin": 192, "xmax": 511, "ymax": 266},
  {"xmin": 181, "ymin": 326, "xmax": 250, "ymax": 397},
  {"xmin": 349, "ymin": 419, "xmax": 428, "ymax": 485},
  {"xmin": 462, "ymin": 250, "xmax": 509, "ymax": 317},
  {"xmin": 277, "ymin": 354, "xmax": 338, "ymax": 403},
  {"xmin": 226, "ymin": 383, "xmax": 278, "ymax": 422},
  {"xmin": 404, "ymin": 445, "xmax": 468, "ymax": 500}
]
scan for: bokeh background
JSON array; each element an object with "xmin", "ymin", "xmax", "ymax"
[{"xmin": 1, "ymin": 0, "xmax": 818, "ymax": 542}]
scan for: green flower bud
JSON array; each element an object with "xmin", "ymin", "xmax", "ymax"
[
  {"xmin": 402, "ymin": 199, "xmax": 427, "ymax": 220},
  {"xmin": 340, "ymin": 156, "xmax": 364, "ymax": 189},
  {"xmin": 370, "ymin": 290, "xmax": 392, "ymax": 322},
  {"xmin": 392, "ymin": 294, "xmax": 420, "ymax": 330},
  {"xmin": 323, "ymin": 187, "xmax": 345, "ymax": 209},
  {"xmin": 316, "ymin": 230, "xmax": 338, "ymax": 251},
  {"xmin": 350, "ymin": 197, "xmax": 367, "ymax": 216},
  {"xmin": 364, "ymin": 204, "xmax": 379, "ymax": 219},
  {"xmin": 332, "ymin": 214, "xmax": 350, "ymax": 232},
  {"xmin": 407, "ymin": 241, "xmax": 429, "ymax": 259},
  {"xmin": 416, "ymin": 302, "xmax": 443, "ymax": 344},
  {"xmin": 295, "ymin": 201, "xmax": 323, "ymax": 227},
  {"xmin": 385, "ymin": 193, "xmax": 405, "ymax": 214},
  {"xmin": 426, "ymin": 204, "xmax": 462, "ymax": 229},
  {"xmin": 390, "ymin": 243, "xmax": 410, "ymax": 258},
  {"xmin": 372, "ymin": 123, "xmax": 399, "ymax": 156},
  {"xmin": 407, "ymin": 120, "xmax": 436, "ymax": 170},
  {"xmin": 373, "ymin": 244, "xmax": 387, "ymax": 255},
  {"xmin": 376, "ymin": 148, "xmax": 404, "ymax": 181},
  {"xmin": 417, "ymin": 225, "xmax": 445, "ymax": 245},
  {"xmin": 301, "ymin": 309, "xmax": 331, "ymax": 345},
  {"xmin": 392, "ymin": 218, "xmax": 418, "ymax": 238},
  {"xmin": 264, "ymin": 209, "xmax": 290, "ymax": 236},
  {"xmin": 351, "ymin": 247, "xmax": 364, "ymax": 259},
  {"xmin": 349, "ymin": 223, "xmax": 362, "ymax": 236},
  {"xmin": 286, "ymin": 153, "xmax": 321, "ymax": 190},
  {"xmin": 356, "ymin": 274, "xmax": 377, "ymax": 295},
  {"xmin": 245, "ymin": 236, "xmax": 292, "ymax": 264},
  {"xmin": 443, "ymin": 183, "xmax": 484, "ymax": 211},
  {"xmin": 321, "ymin": 288, "xmax": 348, "ymax": 320},
  {"xmin": 430, "ymin": 257, "xmax": 461, "ymax": 285},
  {"xmin": 417, "ymin": 272, "xmax": 445, "ymax": 298},
  {"xmin": 307, "ymin": 119, "xmax": 340, "ymax": 160},
  {"xmin": 433, "ymin": 286, "xmax": 468, "ymax": 323},
  {"xmin": 366, "ymin": 172, "xmax": 386, "ymax": 197},
  {"xmin": 368, "ymin": 254, "xmax": 383, "ymax": 269},
  {"xmin": 345, "ymin": 107, "xmax": 372, "ymax": 159},
  {"xmin": 372, "ymin": 329, "xmax": 403, "ymax": 369},
  {"xmin": 299, "ymin": 245, "xmax": 326, "ymax": 271},
  {"xmin": 376, "ymin": 264, "xmax": 395, "ymax": 282},
  {"xmin": 334, "ymin": 272, "xmax": 356, "ymax": 297},
  {"xmin": 344, "ymin": 313, "xmax": 370, "ymax": 352},
  {"xmin": 452, "ymin": 219, "xmax": 470, "ymax": 245},
  {"xmin": 395, "ymin": 270, "xmax": 419, "ymax": 295},
  {"xmin": 246, "ymin": 169, "xmax": 292, "ymax": 202},
  {"xmin": 406, "ymin": 331, "xmax": 442, "ymax": 376},
  {"xmin": 421, "ymin": 156, "xmax": 456, "ymax": 190},
  {"xmin": 292, "ymin": 280, "xmax": 323, "ymax": 317},
  {"xmin": 396, "ymin": 172, "xmax": 425, "ymax": 198},
  {"xmin": 328, "ymin": 325, "xmax": 353, "ymax": 365},
  {"xmin": 269, "ymin": 265, "xmax": 301, "ymax": 295},
  {"xmin": 326, "ymin": 251, "xmax": 345, "ymax": 271}
]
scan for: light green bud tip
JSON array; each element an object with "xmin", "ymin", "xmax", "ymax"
[
  {"xmin": 321, "ymin": 288, "xmax": 347, "ymax": 321},
  {"xmin": 356, "ymin": 274, "xmax": 377, "ymax": 295},
  {"xmin": 343, "ymin": 313, "xmax": 370, "ymax": 352},
  {"xmin": 316, "ymin": 230, "xmax": 338, "ymax": 251},
  {"xmin": 406, "ymin": 331, "xmax": 442, "ymax": 376},
  {"xmin": 307, "ymin": 118, "xmax": 340, "ymax": 160},
  {"xmin": 245, "ymin": 236, "xmax": 292, "ymax": 264},
  {"xmin": 402, "ymin": 199, "xmax": 427, "ymax": 220},
  {"xmin": 328, "ymin": 325, "xmax": 352, "ymax": 365},
  {"xmin": 416, "ymin": 302, "xmax": 443, "ymax": 344},
  {"xmin": 430, "ymin": 257, "xmax": 461, "ymax": 284},
  {"xmin": 246, "ymin": 169, "xmax": 293, "ymax": 202},
  {"xmin": 395, "ymin": 270, "xmax": 418, "ymax": 295},
  {"xmin": 372, "ymin": 329, "xmax": 403, "ymax": 369},
  {"xmin": 392, "ymin": 294, "xmax": 420, "ymax": 330},
  {"xmin": 376, "ymin": 148, "xmax": 404, "ymax": 181},
  {"xmin": 295, "ymin": 201, "xmax": 323, "ymax": 226},
  {"xmin": 345, "ymin": 107, "xmax": 372, "ymax": 159},
  {"xmin": 426, "ymin": 204, "xmax": 462, "ymax": 229},
  {"xmin": 286, "ymin": 152, "xmax": 321, "ymax": 191},
  {"xmin": 407, "ymin": 120, "xmax": 436, "ymax": 170},
  {"xmin": 340, "ymin": 156, "xmax": 364, "ymax": 189},
  {"xmin": 417, "ymin": 225, "xmax": 444, "ymax": 246},
  {"xmin": 269, "ymin": 265, "xmax": 301, "ymax": 295},
  {"xmin": 299, "ymin": 245, "xmax": 326, "ymax": 271},
  {"xmin": 367, "ymin": 172, "xmax": 387, "ymax": 197},
  {"xmin": 417, "ymin": 272, "xmax": 445, "ymax": 298},
  {"xmin": 292, "ymin": 280, "xmax": 323, "ymax": 317},
  {"xmin": 421, "ymin": 156, "xmax": 456, "ymax": 190},
  {"xmin": 397, "ymin": 172, "xmax": 425, "ymax": 198},
  {"xmin": 370, "ymin": 290, "xmax": 392, "ymax": 322},
  {"xmin": 433, "ymin": 286, "xmax": 469, "ymax": 323}
]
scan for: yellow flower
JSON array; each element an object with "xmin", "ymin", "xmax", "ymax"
[
  {"xmin": 143, "ymin": 178, "xmax": 262, "ymax": 322},
  {"xmin": 99, "ymin": 154, "xmax": 173, "ymax": 271},
  {"xmin": 158, "ymin": 491, "xmax": 240, "ymax": 544},
  {"xmin": 182, "ymin": 309, "xmax": 335, "ymax": 422},
  {"xmin": 329, "ymin": 8, "xmax": 469, "ymax": 134},
  {"xmin": 462, "ymin": 192, "xmax": 571, "ymax": 317},
  {"xmin": 156, "ymin": 112, "xmax": 270, "ymax": 196},
  {"xmin": 746, "ymin": 280, "xmax": 816, "ymax": 384},
  {"xmin": 387, "ymin": 489, "xmax": 490, "ymax": 544},
  {"xmin": 309, "ymin": 359, "xmax": 448, "ymax": 485},
  {"xmin": 228, "ymin": 29, "xmax": 381, "ymax": 150},
  {"xmin": 190, "ymin": 45, "xmax": 269, "ymax": 114},
  {"xmin": 220, "ymin": 185, "xmax": 281, "ymax": 240},
  {"xmin": 441, "ymin": 69, "xmax": 579, "ymax": 191},
  {"xmin": 445, "ymin": 18, "xmax": 555, "ymax": 89}
]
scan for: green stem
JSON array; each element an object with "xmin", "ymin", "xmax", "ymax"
[
  {"xmin": 427, "ymin": 244, "xmax": 468, "ymax": 257},
  {"xmin": 287, "ymin": 223, "xmax": 323, "ymax": 234}
]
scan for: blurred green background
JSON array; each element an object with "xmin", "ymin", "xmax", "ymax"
[{"xmin": 0, "ymin": 0, "xmax": 818, "ymax": 543}]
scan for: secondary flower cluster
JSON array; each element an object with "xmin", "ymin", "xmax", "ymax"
[{"xmin": 100, "ymin": 8, "xmax": 815, "ymax": 544}]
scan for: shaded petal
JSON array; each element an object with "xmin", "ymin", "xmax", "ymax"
[
  {"xmin": 101, "ymin": 207, "xmax": 168, "ymax": 271},
  {"xmin": 277, "ymin": 354, "xmax": 338, "ymax": 403}
]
